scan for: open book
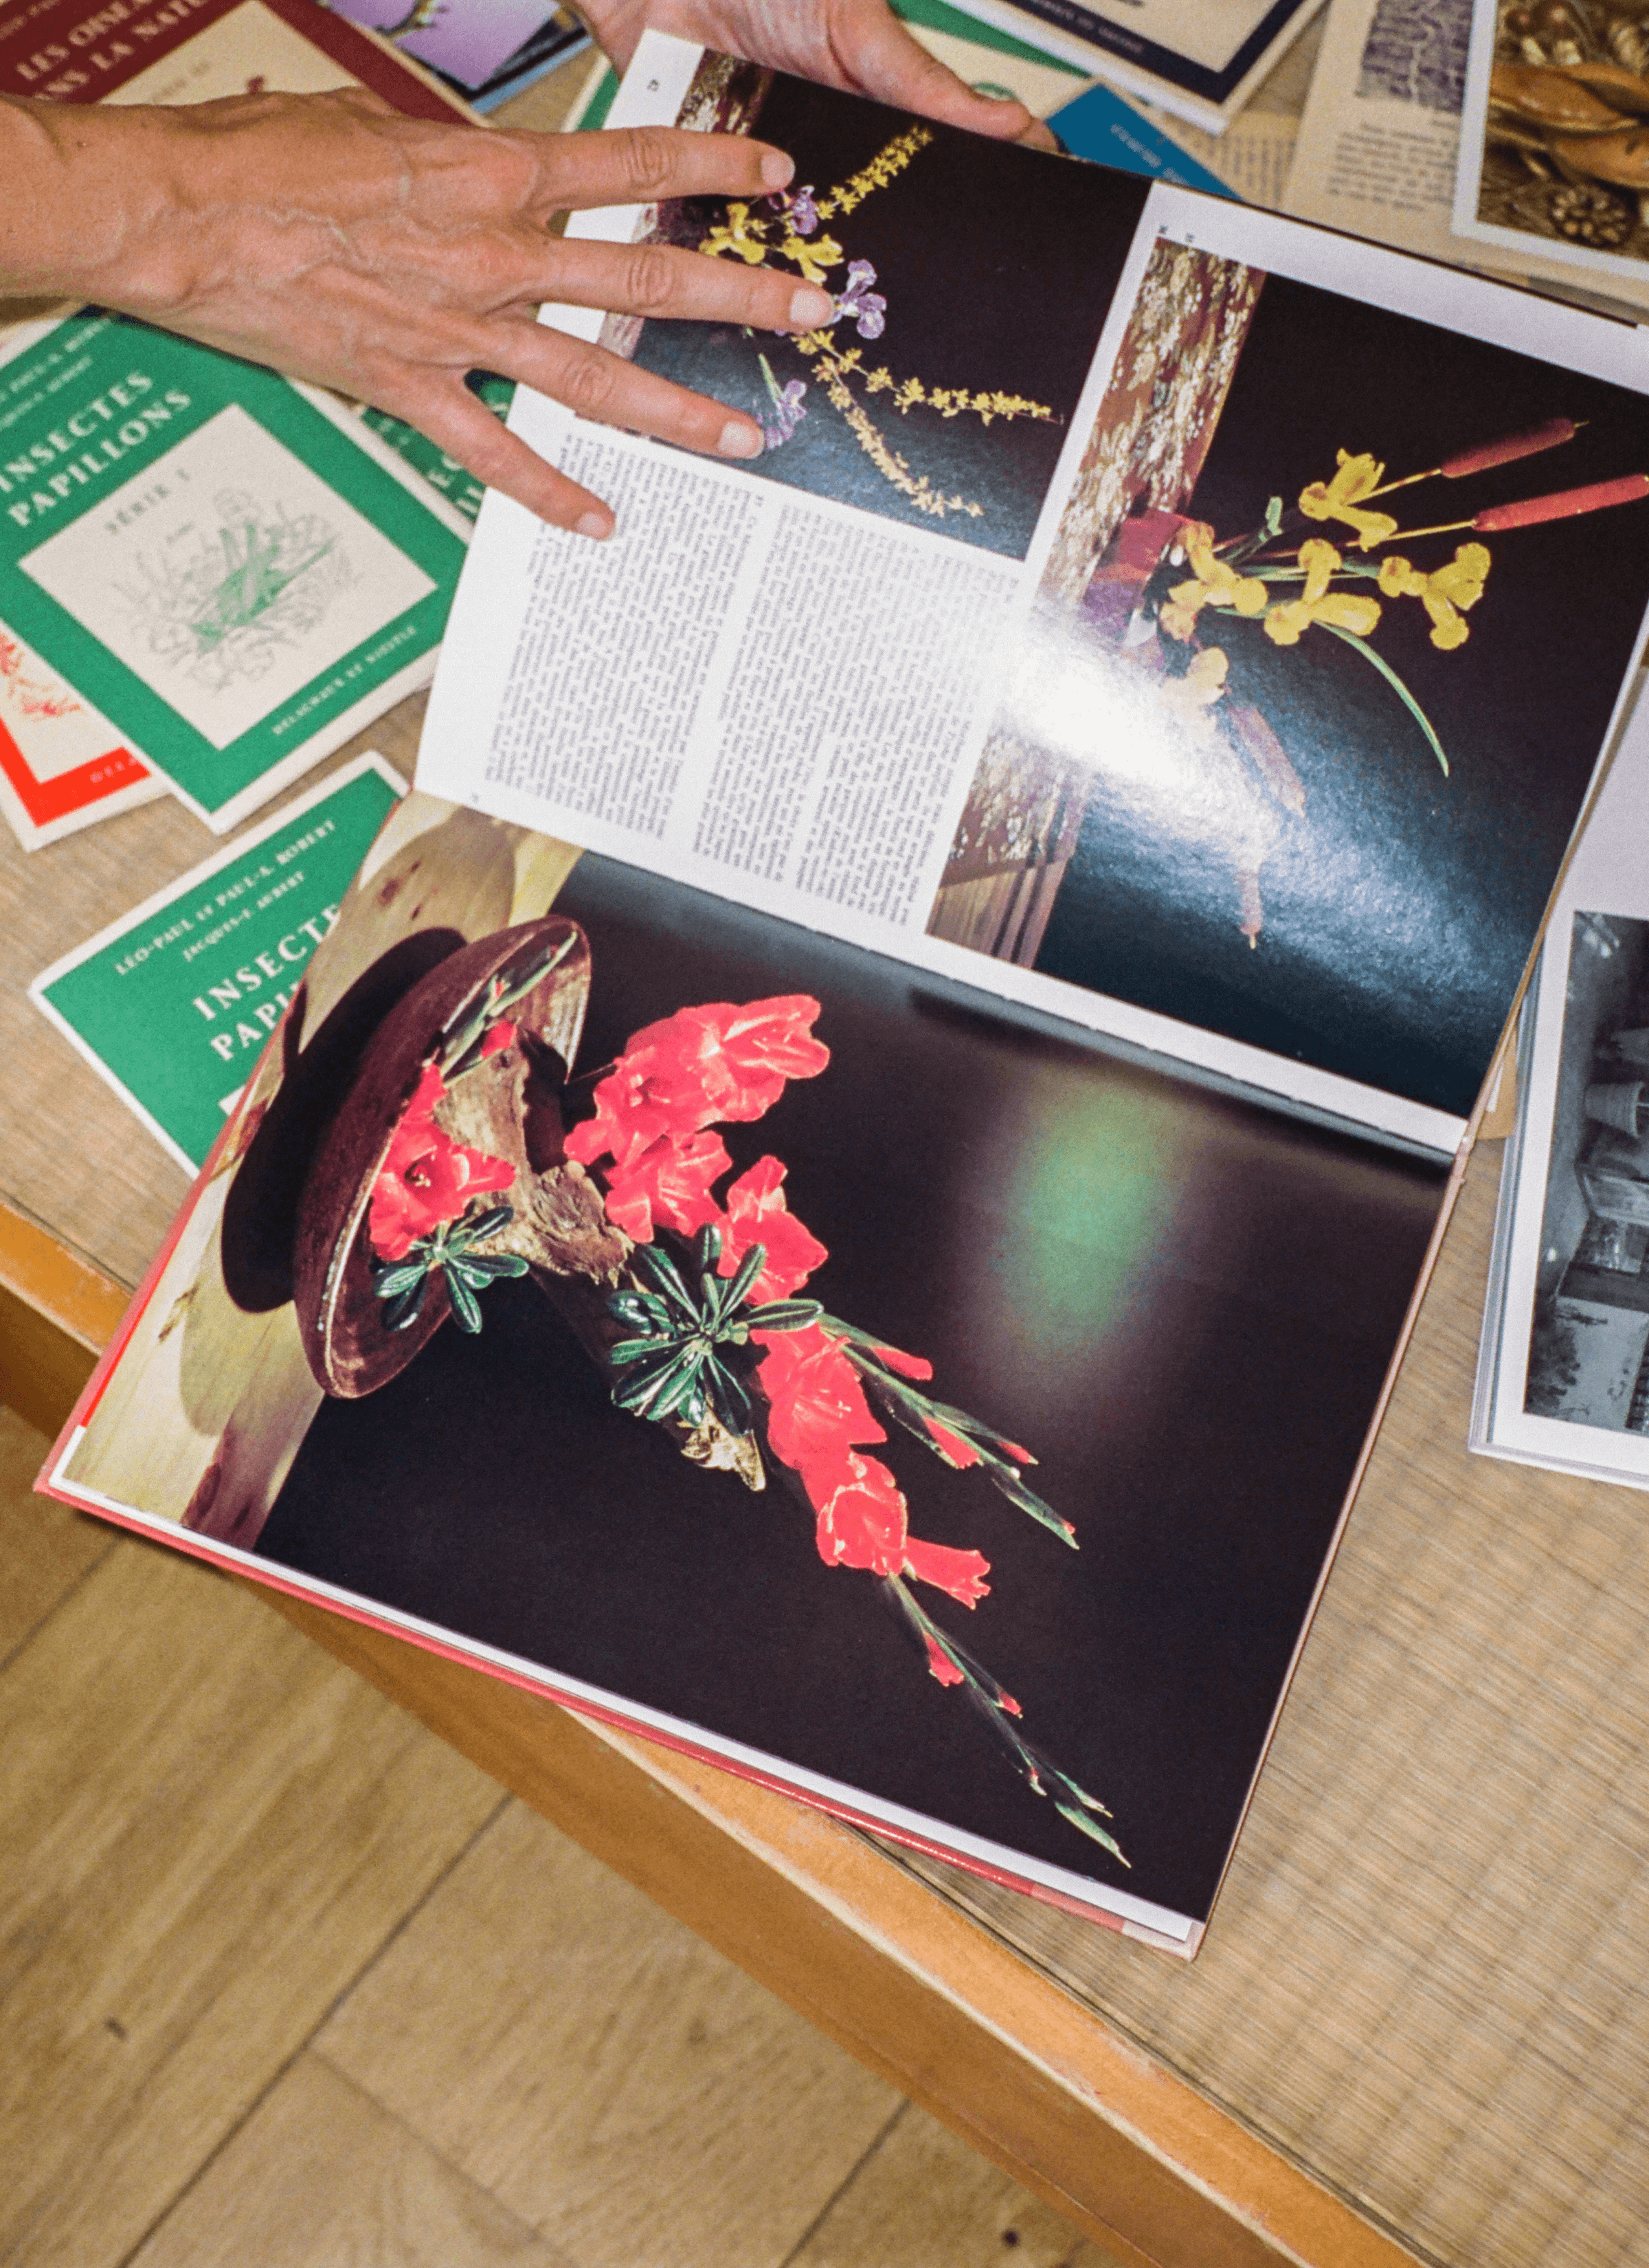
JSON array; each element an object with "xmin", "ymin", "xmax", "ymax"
[{"xmin": 41, "ymin": 38, "xmax": 1649, "ymax": 1953}]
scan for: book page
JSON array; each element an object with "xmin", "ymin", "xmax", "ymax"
[
  {"xmin": 1286, "ymin": 0, "xmax": 1649, "ymax": 313},
  {"xmin": 418, "ymin": 35, "xmax": 1649, "ymax": 1159},
  {"xmin": 1474, "ymin": 693, "xmax": 1649, "ymax": 1482}
]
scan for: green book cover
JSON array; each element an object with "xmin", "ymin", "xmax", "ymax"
[
  {"xmin": 0, "ymin": 312, "xmax": 467, "ymax": 832},
  {"xmin": 32, "ymin": 755, "xmax": 404, "ymax": 1172}
]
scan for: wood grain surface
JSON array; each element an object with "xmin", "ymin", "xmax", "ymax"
[{"xmin": 0, "ymin": 1407, "xmax": 1116, "ymax": 2268}]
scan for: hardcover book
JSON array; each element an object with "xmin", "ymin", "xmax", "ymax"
[
  {"xmin": 41, "ymin": 40, "xmax": 1649, "ymax": 1951},
  {"xmin": 944, "ymin": 0, "xmax": 1327, "ymax": 131}
]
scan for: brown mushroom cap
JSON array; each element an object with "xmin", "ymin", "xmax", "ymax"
[
  {"xmin": 1490, "ymin": 60, "xmax": 1631, "ymax": 128},
  {"xmin": 1548, "ymin": 122, "xmax": 1649, "ymax": 182}
]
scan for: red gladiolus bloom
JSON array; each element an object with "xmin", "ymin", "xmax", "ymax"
[
  {"xmin": 811, "ymin": 1449, "xmax": 908, "ymax": 1577},
  {"xmin": 565, "ymin": 997, "xmax": 828, "ymax": 1169},
  {"xmin": 923, "ymin": 1418, "xmax": 980, "ymax": 1469},
  {"xmin": 758, "ymin": 1322, "xmax": 885, "ymax": 1473},
  {"xmin": 902, "ymin": 1535, "xmax": 991, "ymax": 1607},
  {"xmin": 480, "ymin": 1019, "xmax": 518, "ymax": 1059},
  {"xmin": 716, "ymin": 1156, "xmax": 828, "ymax": 1300},
  {"xmin": 923, "ymin": 1633, "xmax": 965, "ymax": 1687},
  {"xmin": 367, "ymin": 1062, "xmax": 515, "ymax": 1262},
  {"xmin": 603, "ymin": 1130, "xmax": 732, "ymax": 1243},
  {"xmin": 859, "ymin": 1335, "xmax": 933, "ymax": 1381}
]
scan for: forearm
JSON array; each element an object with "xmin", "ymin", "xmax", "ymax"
[{"xmin": 0, "ymin": 97, "xmax": 175, "ymax": 303}]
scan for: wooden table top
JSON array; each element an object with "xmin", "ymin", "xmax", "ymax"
[{"xmin": 8, "ymin": 38, "xmax": 1649, "ymax": 2268}]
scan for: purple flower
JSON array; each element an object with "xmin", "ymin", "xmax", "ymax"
[
  {"xmin": 834, "ymin": 260, "xmax": 887, "ymax": 342},
  {"xmin": 763, "ymin": 184, "xmax": 820, "ymax": 235},
  {"xmin": 763, "ymin": 379, "xmax": 808, "ymax": 450}
]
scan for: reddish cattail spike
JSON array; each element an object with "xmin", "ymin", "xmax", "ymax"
[
  {"xmin": 1441, "ymin": 416, "xmax": 1578, "ymax": 480},
  {"xmin": 1474, "ymin": 474, "xmax": 1649, "ymax": 531}
]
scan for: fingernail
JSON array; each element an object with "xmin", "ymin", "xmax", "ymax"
[
  {"xmin": 759, "ymin": 149, "xmax": 794, "ymax": 190},
  {"xmin": 719, "ymin": 420, "xmax": 763, "ymax": 459},
  {"xmin": 789, "ymin": 286, "xmax": 834, "ymax": 328},
  {"xmin": 576, "ymin": 510, "xmax": 612, "ymax": 540}
]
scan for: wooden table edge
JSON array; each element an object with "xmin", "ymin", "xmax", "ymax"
[{"xmin": 0, "ymin": 1194, "xmax": 1423, "ymax": 2268}]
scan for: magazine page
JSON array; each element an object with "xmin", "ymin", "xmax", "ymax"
[
  {"xmin": 418, "ymin": 34, "xmax": 1649, "ymax": 1158},
  {"xmin": 1452, "ymin": 0, "xmax": 1649, "ymax": 297},
  {"xmin": 43, "ymin": 786, "xmax": 1452, "ymax": 1951},
  {"xmin": 943, "ymin": 0, "xmax": 1326, "ymax": 131},
  {"xmin": 1474, "ymin": 697, "xmax": 1649, "ymax": 1481}
]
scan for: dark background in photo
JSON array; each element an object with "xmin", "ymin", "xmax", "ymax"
[
  {"xmin": 1030, "ymin": 274, "xmax": 1649, "ymax": 1119},
  {"xmin": 256, "ymin": 855, "xmax": 1445, "ymax": 1925},
  {"xmin": 619, "ymin": 73, "xmax": 1149, "ymax": 558}
]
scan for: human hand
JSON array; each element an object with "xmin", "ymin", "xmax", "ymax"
[
  {"xmin": 3, "ymin": 88, "xmax": 840, "ymax": 537},
  {"xmin": 583, "ymin": 0, "xmax": 1058, "ymax": 148}
]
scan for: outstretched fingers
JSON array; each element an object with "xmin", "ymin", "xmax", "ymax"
[
  {"xmin": 829, "ymin": 0, "xmax": 1039, "ymax": 140},
  {"xmin": 543, "ymin": 235, "xmax": 836, "ymax": 332},
  {"xmin": 393, "ymin": 377, "xmax": 620, "ymax": 537},
  {"xmin": 532, "ymin": 123, "xmax": 796, "ymax": 214},
  {"xmin": 493, "ymin": 316, "xmax": 769, "ymax": 465}
]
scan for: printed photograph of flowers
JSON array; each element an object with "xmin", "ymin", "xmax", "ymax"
[
  {"xmin": 596, "ymin": 59, "xmax": 1148, "ymax": 558},
  {"xmin": 928, "ymin": 239, "xmax": 1649, "ymax": 1118},
  {"xmin": 235, "ymin": 834, "xmax": 1444, "ymax": 1927}
]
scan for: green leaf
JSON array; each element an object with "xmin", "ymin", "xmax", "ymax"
[
  {"xmin": 444, "ymin": 1269, "xmax": 484, "ymax": 1334},
  {"xmin": 717, "ymin": 1241, "xmax": 766, "ymax": 1322},
  {"xmin": 631, "ymin": 1243, "xmax": 699, "ymax": 1322},
  {"xmin": 608, "ymin": 1290, "xmax": 671, "ymax": 1328},
  {"xmin": 609, "ymin": 1331, "xmax": 686, "ymax": 1368},
  {"xmin": 693, "ymin": 1222, "xmax": 723, "ymax": 1273},
  {"xmin": 372, "ymin": 1260, "xmax": 428, "ymax": 1300},
  {"xmin": 702, "ymin": 1353, "xmax": 752, "ymax": 1434},
  {"xmin": 742, "ymin": 1298, "xmax": 823, "ymax": 1334},
  {"xmin": 649, "ymin": 1358, "xmax": 713, "ymax": 1423},
  {"xmin": 453, "ymin": 1252, "xmax": 528, "ymax": 1282},
  {"xmin": 450, "ymin": 1203, "xmax": 516, "ymax": 1250},
  {"xmin": 612, "ymin": 1345, "xmax": 700, "ymax": 1415},
  {"xmin": 1316, "ymin": 621, "xmax": 1450, "ymax": 775},
  {"xmin": 1053, "ymin": 1801, "xmax": 1128, "ymax": 1865},
  {"xmin": 382, "ymin": 1280, "xmax": 427, "ymax": 1332},
  {"xmin": 991, "ymin": 1469, "xmax": 1079, "ymax": 1547}
]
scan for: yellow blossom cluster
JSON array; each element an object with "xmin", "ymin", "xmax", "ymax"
[
  {"xmin": 814, "ymin": 124, "xmax": 936, "ymax": 219},
  {"xmin": 1157, "ymin": 646, "xmax": 1231, "ymax": 744},
  {"xmin": 699, "ymin": 202, "xmax": 773, "ymax": 266},
  {"xmin": 1376, "ymin": 543, "xmax": 1491, "ymax": 649},
  {"xmin": 1298, "ymin": 452, "xmax": 1400, "ymax": 551},
  {"xmin": 1264, "ymin": 537, "xmax": 1381, "ymax": 645},
  {"xmin": 812, "ymin": 358, "xmax": 983, "ymax": 520},
  {"xmin": 796, "ymin": 337, "xmax": 1051, "ymax": 434},
  {"xmin": 1159, "ymin": 522, "xmax": 1268, "ymax": 641}
]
